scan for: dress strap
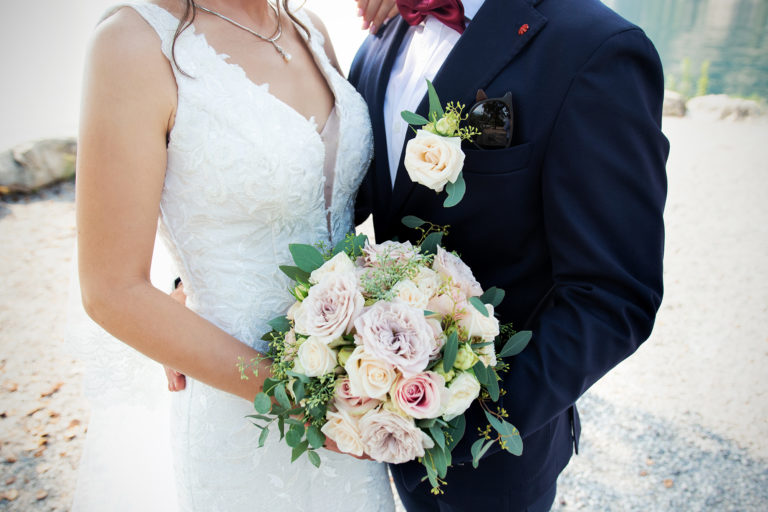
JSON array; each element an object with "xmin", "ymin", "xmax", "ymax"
[{"xmin": 99, "ymin": 3, "xmax": 181, "ymax": 62}]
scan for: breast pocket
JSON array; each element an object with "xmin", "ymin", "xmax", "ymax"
[{"xmin": 462, "ymin": 142, "xmax": 533, "ymax": 175}]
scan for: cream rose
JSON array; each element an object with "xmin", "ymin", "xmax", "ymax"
[
  {"xmin": 321, "ymin": 410, "xmax": 365, "ymax": 457},
  {"xmin": 309, "ymin": 252, "xmax": 356, "ymax": 285},
  {"xmin": 293, "ymin": 271, "xmax": 364, "ymax": 343},
  {"xmin": 391, "ymin": 371, "xmax": 448, "ymax": 419},
  {"xmin": 333, "ymin": 377, "xmax": 381, "ymax": 416},
  {"xmin": 282, "ymin": 329, "xmax": 299, "ymax": 362},
  {"xmin": 459, "ymin": 303, "xmax": 500, "ymax": 343},
  {"xmin": 413, "ymin": 266, "xmax": 442, "ymax": 300},
  {"xmin": 403, "ymin": 130, "xmax": 464, "ymax": 193},
  {"xmin": 344, "ymin": 346, "xmax": 397, "ymax": 399},
  {"xmin": 475, "ymin": 341, "xmax": 498, "ymax": 368},
  {"xmin": 354, "ymin": 302, "xmax": 434, "ymax": 376},
  {"xmin": 433, "ymin": 246, "xmax": 483, "ymax": 298},
  {"xmin": 442, "ymin": 372, "xmax": 481, "ymax": 421},
  {"xmin": 391, "ymin": 279, "xmax": 430, "ymax": 310},
  {"xmin": 359, "ymin": 408, "xmax": 432, "ymax": 463},
  {"xmin": 361, "ymin": 240, "xmax": 419, "ymax": 267},
  {"xmin": 293, "ymin": 336, "xmax": 338, "ymax": 377}
]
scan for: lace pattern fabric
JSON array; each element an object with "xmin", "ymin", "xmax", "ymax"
[{"xmin": 72, "ymin": 3, "xmax": 392, "ymax": 511}]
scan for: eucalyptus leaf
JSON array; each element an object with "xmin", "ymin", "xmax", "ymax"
[
  {"xmin": 291, "ymin": 440, "xmax": 309, "ymax": 462},
  {"xmin": 284, "ymin": 418, "xmax": 304, "ymax": 426},
  {"xmin": 285, "ymin": 371, "xmax": 310, "ymax": 384},
  {"xmin": 426, "ymin": 79, "xmax": 444, "ymax": 120},
  {"xmin": 285, "ymin": 427, "xmax": 303, "ymax": 448},
  {"xmin": 486, "ymin": 368, "xmax": 500, "ymax": 401},
  {"xmin": 267, "ymin": 316, "xmax": 291, "ymax": 333},
  {"xmin": 253, "ymin": 392, "xmax": 271, "ymax": 414},
  {"xmin": 278, "ymin": 416, "xmax": 285, "ymax": 439},
  {"xmin": 417, "ymin": 418, "xmax": 436, "ymax": 429},
  {"xmin": 258, "ymin": 427, "xmax": 269, "ymax": 448},
  {"xmin": 446, "ymin": 415, "xmax": 466, "ymax": 450},
  {"xmin": 469, "ymin": 297, "xmax": 490, "ymax": 317},
  {"xmin": 429, "ymin": 446, "xmax": 448, "ymax": 479},
  {"xmin": 278, "ymin": 265, "xmax": 311, "ymax": 284},
  {"xmin": 473, "ymin": 439, "xmax": 495, "ymax": 468},
  {"xmin": 402, "ymin": 215, "xmax": 427, "ymax": 229},
  {"xmin": 423, "ymin": 454, "xmax": 439, "ymax": 489},
  {"xmin": 289, "ymin": 243, "xmax": 325, "ymax": 273},
  {"xmin": 429, "ymin": 425, "xmax": 446, "ymax": 450},
  {"xmin": 420, "ymin": 232, "xmax": 443, "ymax": 256},
  {"xmin": 351, "ymin": 234, "xmax": 368, "ymax": 258},
  {"xmin": 443, "ymin": 173, "xmax": 466, "ymax": 208},
  {"xmin": 443, "ymin": 331, "xmax": 459, "ymax": 372},
  {"xmin": 274, "ymin": 383, "xmax": 291, "ymax": 409},
  {"xmin": 473, "ymin": 361, "xmax": 490, "ymax": 387},
  {"xmin": 292, "ymin": 380, "xmax": 306, "ymax": 403},
  {"xmin": 307, "ymin": 450, "xmax": 322, "ymax": 468},
  {"xmin": 499, "ymin": 331, "xmax": 532, "ymax": 358},
  {"xmin": 307, "ymin": 425, "xmax": 325, "ymax": 449},
  {"xmin": 245, "ymin": 414, "xmax": 272, "ymax": 422},
  {"xmin": 401, "ymin": 110, "xmax": 430, "ymax": 126},
  {"xmin": 480, "ymin": 287, "xmax": 505, "ymax": 307}
]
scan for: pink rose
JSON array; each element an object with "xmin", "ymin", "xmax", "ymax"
[
  {"xmin": 427, "ymin": 288, "xmax": 469, "ymax": 319},
  {"xmin": 354, "ymin": 302, "xmax": 434, "ymax": 376},
  {"xmin": 334, "ymin": 377, "xmax": 381, "ymax": 416},
  {"xmin": 433, "ymin": 246, "xmax": 483, "ymax": 298},
  {"xmin": 361, "ymin": 240, "xmax": 419, "ymax": 267},
  {"xmin": 392, "ymin": 371, "xmax": 448, "ymax": 419},
  {"xmin": 359, "ymin": 408, "xmax": 433, "ymax": 464},
  {"xmin": 294, "ymin": 272, "xmax": 364, "ymax": 344}
]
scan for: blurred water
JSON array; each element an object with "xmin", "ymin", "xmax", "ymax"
[{"xmin": 604, "ymin": 0, "xmax": 768, "ymax": 99}]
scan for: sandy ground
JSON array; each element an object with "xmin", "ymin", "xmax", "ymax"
[{"xmin": 1, "ymin": 117, "xmax": 767, "ymax": 511}]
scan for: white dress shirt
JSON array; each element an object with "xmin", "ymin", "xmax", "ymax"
[{"xmin": 383, "ymin": 0, "xmax": 486, "ymax": 185}]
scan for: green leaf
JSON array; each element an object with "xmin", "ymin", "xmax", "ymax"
[
  {"xmin": 258, "ymin": 427, "xmax": 269, "ymax": 448},
  {"xmin": 286, "ymin": 423, "xmax": 305, "ymax": 448},
  {"xmin": 274, "ymin": 383, "xmax": 291, "ymax": 409},
  {"xmin": 429, "ymin": 425, "xmax": 446, "ymax": 450},
  {"xmin": 285, "ymin": 371, "xmax": 310, "ymax": 384},
  {"xmin": 245, "ymin": 414, "xmax": 272, "ymax": 422},
  {"xmin": 426, "ymin": 79, "xmax": 444, "ymax": 120},
  {"xmin": 253, "ymin": 393, "xmax": 271, "ymax": 414},
  {"xmin": 307, "ymin": 450, "xmax": 321, "ymax": 468},
  {"xmin": 279, "ymin": 265, "xmax": 311, "ymax": 284},
  {"xmin": 417, "ymin": 418, "xmax": 436, "ymax": 429},
  {"xmin": 267, "ymin": 315, "xmax": 291, "ymax": 333},
  {"xmin": 429, "ymin": 446, "xmax": 448, "ymax": 479},
  {"xmin": 292, "ymin": 380, "xmax": 305, "ymax": 403},
  {"xmin": 473, "ymin": 361, "xmax": 490, "ymax": 387},
  {"xmin": 289, "ymin": 243, "xmax": 325, "ymax": 273},
  {"xmin": 443, "ymin": 173, "xmax": 466, "ymax": 208},
  {"xmin": 291, "ymin": 440, "xmax": 309, "ymax": 462},
  {"xmin": 486, "ymin": 368, "xmax": 500, "ymax": 401},
  {"xmin": 442, "ymin": 332, "xmax": 459, "ymax": 372},
  {"xmin": 421, "ymin": 232, "xmax": 443, "ymax": 256},
  {"xmin": 401, "ymin": 110, "xmax": 430, "ymax": 126},
  {"xmin": 446, "ymin": 415, "xmax": 466, "ymax": 451},
  {"xmin": 499, "ymin": 331, "xmax": 532, "ymax": 358},
  {"xmin": 483, "ymin": 411, "xmax": 523, "ymax": 456},
  {"xmin": 401, "ymin": 215, "xmax": 427, "ymax": 229},
  {"xmin": 278, "ymin": 416, "xmax": 285, "ymax": 439},
  {"xmin": 284, "ymin": 418, "xmax": 304, "ymax": 426},
  {"xmin": 480, "ymin": 287, "xmax": 505, "ymax": 308},
  {"xmin": 469, "ymin": 297, "xmax": 490, "ymax": 317},
  {"xmin": 470, "ymin": 438, "xmax": 495, "ymax": 468},
  {"xmin": 307, "ymin": 425, "xmax": 325, "ymax": 449},
  {"xmin": 423, "ymin": 454, "xmax": 439, "ymax": 489},
  {"xmin": 504, "ymin": 432, "xmax": 524, "ymax": 456},
  {"xmin": 423, "ymin": 310, "xmax": 436, "ymax": 317}
]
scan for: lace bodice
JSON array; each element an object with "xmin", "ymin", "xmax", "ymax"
[{"xmin": 129, "ymin": 3, "xmax": 373, "ymax": 351}]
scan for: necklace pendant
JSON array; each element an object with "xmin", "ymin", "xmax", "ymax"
[{"xmin": 274, "ymin": 43, "xmax": 291, "ymax": 62}]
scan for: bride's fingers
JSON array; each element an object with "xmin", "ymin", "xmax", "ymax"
[
  {"xmin": 369, "ymin": 3, "xmax": 399, "ymax": 35},
  {"xmin": 360, "ymin": 0, "xmax": 384, "ymax": 30},
  {"xmin": 324, "ymin": 437, "xmax": 374, "ymax": 461},
  {"xmin": 164, "ymin": 366, "xmax": 187, "ymax": 391}
]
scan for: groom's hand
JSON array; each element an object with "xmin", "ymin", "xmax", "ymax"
[
  {"xmin": 356, "ymin": 0, "xmax": 399, "ymax": 34},
  {"xmin": 164, "ymin": 281, "xmax": 187, "ymax": 391}
]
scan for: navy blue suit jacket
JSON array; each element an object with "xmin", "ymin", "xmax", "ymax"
[{"xmin": 349, "ymin": 0, "xmax": 669, "ymax": 509}]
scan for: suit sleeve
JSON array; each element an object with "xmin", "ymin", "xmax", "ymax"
[{"xmin": 502, "ymin": 28, "xmax": 669, "ymax": 438}]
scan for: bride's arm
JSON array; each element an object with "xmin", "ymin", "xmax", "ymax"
[{"xmin": 76, "ymin": 9, "xmax": 269, "ymax": 403}]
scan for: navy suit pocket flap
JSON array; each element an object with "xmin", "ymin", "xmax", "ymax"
[{"xmin": 463, "ymin": 142, "xmax": 533, "ymax": 174}]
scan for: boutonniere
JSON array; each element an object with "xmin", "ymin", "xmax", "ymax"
[{"xmin": 401, "ymin": 80, "xmax": 480, "ymax": 208}]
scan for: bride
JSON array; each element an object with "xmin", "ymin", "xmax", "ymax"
[{"xmin": 74, "ymin": 0, "xmax": 397, "ymax": 510}]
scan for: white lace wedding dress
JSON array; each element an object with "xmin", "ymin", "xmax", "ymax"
[{"xmin": 70, "ymin": 2, "xmax": 395, "ymax": 511}]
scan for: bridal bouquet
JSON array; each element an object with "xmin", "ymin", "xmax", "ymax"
[{"xmin": 241, "ymin": 232, "xmax": 531, "ymax": 492}]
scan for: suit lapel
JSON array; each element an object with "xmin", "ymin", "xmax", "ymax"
[
  {"xmin": 388, "ymin": 0, "xmax": 548, "ymax": 218},
  {"xmin": 364, "ymin": 19, "xmax": 411, "ymax": 213}
]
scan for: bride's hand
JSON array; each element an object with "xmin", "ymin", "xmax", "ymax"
[
  {"xmin": 164, "ymin": 281, "xmax": 188, "ymax": 391},
  {"xmin": 356, "ymin": 0, "xmax": 399, "ymax": 34},
  {"xmin": 324, "ymin": 436, "xmax": 374, "ymax": 461}
]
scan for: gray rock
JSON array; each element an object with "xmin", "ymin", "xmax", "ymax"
[
  {"xmin": 686, "ymin": 95, "xmax": 766, "ymax": 121},
  {"xmin": 663, "ymin": 90, "xmax": 687, "ymax": 117},
  {"xmin": 0, "ymin": 138, "xmax": 77, "ymax": 194}
]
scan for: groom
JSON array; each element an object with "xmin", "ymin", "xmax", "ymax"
[{"xmin": 349, "ymin": 0, "xmax": 669, "ymax": 510}]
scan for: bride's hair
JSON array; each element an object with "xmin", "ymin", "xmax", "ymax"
[{"xmin": 171, "ymin": 0, "xmax": 310, "ymax": 74}]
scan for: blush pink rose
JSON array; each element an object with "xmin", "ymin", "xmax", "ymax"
[
  {"xmin": 354, "ymin": 302, "xmax": 434, "ymax": 376},
  {"xmin": 334, "ymin": 377, "xmax": 381, "ymax": 416},
  {"xmin": 392, "ymin": 371, "xmax": 448, "ymax": 419},
  {"xmin": 293, "ymin": 272, "xmax": 364, "ymax": 344},
  {"xmin": 361, "ymin": 240, "xmax": 419, "ymax": 267},
  {"xmin": 358, "ymin": 408, "xmax": 433, "ymax": 464},
  {"xmin": 432, "ymin": 246, "xmax": 483, "ymax": 298}
]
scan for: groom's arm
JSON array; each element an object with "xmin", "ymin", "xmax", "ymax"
[{"xmin": 500, "ymin": 28, "xmax": 669, "ymax": 440}]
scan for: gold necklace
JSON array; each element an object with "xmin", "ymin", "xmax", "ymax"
[{"xmin": 196, "ymin": 3, "xmax": 292, "ymax": 62}]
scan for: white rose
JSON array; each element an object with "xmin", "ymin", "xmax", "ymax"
[
  {"xmin": 442, "ymin": 372, "xmax": 481, "ymax": 421},
  {"xmin": 309, "ymin": 252, "xmax": 356, "ymax": 285},
  {"xmin": 413, "ymin": 266, "xmax": 443, "ymax": 300},
  {"xmin": 293, "ymin": 271, "xmax": 364, "ymax": 343},
  {"xmin": 459, "ymin": 303, "xmax": 500, "ymax": 343},
  {"xmin": 391, "ymin": 279, "xmax": 430, "ymax": 310},
  {"xmin": 475, "ymin": 341, "xmax": 498, "ymax": 368},
  {"xmin": 321, "ymin": 410, "xmax": 365, "ymax": 457},
  {"xmin": 344, "ymin": 346, "xmax": 397, "ymax": 399},
  {"xmin": 403, "ymin": 130, "xmax": 465, "ymax": 193},
  {"xmin": 293, "ymin": 336, "xmax": 338, "ymax": 377}
]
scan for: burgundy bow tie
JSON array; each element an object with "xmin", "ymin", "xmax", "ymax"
[{"xmin": 396, "ymin": 0, "xmax": 466, "ymax": 34}]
